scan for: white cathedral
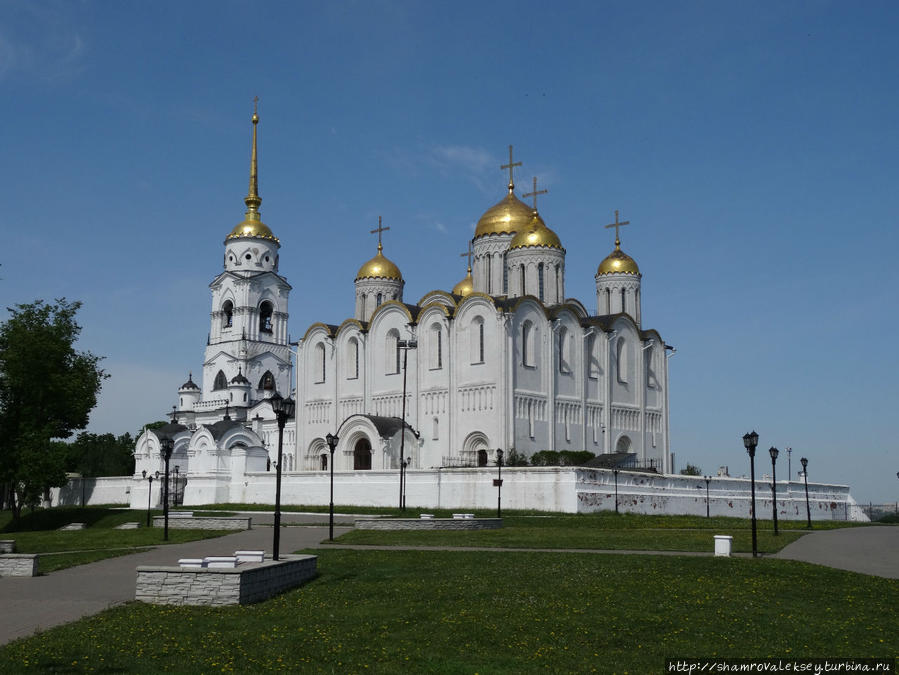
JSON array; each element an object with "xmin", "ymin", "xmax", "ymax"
[{"xmin": 134, "ymin": 108, "xmax": 673, "ymax": 499}]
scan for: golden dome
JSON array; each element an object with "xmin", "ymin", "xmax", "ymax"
[
  {"xmin": 356, "ymin": 245, "xmax": 403, "ymax": 281},
  {"xmin": 227, "ymin": 219, "xmax": 279, "ymax": 242},
  {"xmin": 509, "ymin": 214, "xmax": 563, "ymax": 250},
  {"xmin": 452, "ymin": 268, "xmax": 474, "ymax": 296},
  {"xmin": 597, "ymin": 244, "xmax": 640, "ymax": 275},
  {"xmin": 475, "ymin": 190, "xmax": 543, "ymax": 238}
]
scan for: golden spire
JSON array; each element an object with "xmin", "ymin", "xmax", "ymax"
[
  {"xmin": 244, "ymin": 96, "xmax": 262, "ymax": 221},
  {"xmin": 605, "ymin": 209, "xmax": 630, "ymax": 249},
  {"xmin": 523, "ymin": 176, "xmax": 548, "ymax": 213},
  {"xmin": 500, "ymin": 144, "xmax": 521, "ymax": 194}
]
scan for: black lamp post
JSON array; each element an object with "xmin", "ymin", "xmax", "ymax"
[
  {"xmin": 270, "ymin": 391, "xmax": 296, "ymax": 561},
  {"xmin": 613, "ymin": 469, "xmax": 620, "ymax": 514},
  {"xmin": 142, "ymin": 470, "xmax": 154, "ymax": 528},
  {"xmin": 743, "ymin": 430, "xmax": 759, "ymax": 558},
  {"xmin": 495, "ymin": 449, "xmax": 504, "ymax": 518},
  {"xmin": 325, "ymin": 432, "xmax": 339, "ymax": 541},
  {"xmin": 159, "ymin": 437, "xmax": 174, "ymax": 541},
  {"xmin": 769, "ymin": 446, "xmax": 779, "ymax": 536},
  {"xmin": 397, "ymin": 338, "xmax": 417, "ymax": 511},
  {"xmin": 801, "ymin": 456, "xmax": 811, "ymax": 529},
  {"xmin": 704, "ymin": 475, "xmax": 712, "ymax": 518}
]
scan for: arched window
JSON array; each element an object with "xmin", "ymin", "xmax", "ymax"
[
  {"xmin": 222, "ymin": 300, "xmax": 233, "ymax": 328},
  {"xmin": 259, "ymin": 301, "xmax": 274, "ymax": 334},
  {"xmin": 587, "ymin": 335, "xmax": 599, "ymax": 379},
  {"xmin": 470, "ymin": 318, "xmax": 485, "ymax": 364},
  {"xmin": 555, "ymin": 265, "xmax": 561, "ymax": 303},
  {"xmin": 616, "ymin": 338, "xmax": 628, "ymax": 384},
  {"xmin": 432, "ymin": 417, "xmax": 439, "ymax": 440},
  {"xmin": 347, "ymin": 338, "xmax": 359, "ymax": 379},
  {"xmin": 538, "ymin": 263, "xmax": 544, "ymax": 302},
  {"xmin": 605, "ymin": 288, "xmax": 611, "ymax": 314},
  {"xmin": 386, "ymin": 329, "xmax": 400, "ymax": 374},
  {"xmin": 645, "ymin": 346, "xmax": 657, "ymax": 389},
  {"xmin": 430, "ymin": 324, "xmax": 442, "ymax": 369},
  {"xmin": 502, "ymin": 252, "xmax": 508, "ymax": 294},
  {"xmin": 315, "ymin": 343, "xmax": 326, "ymax": 383},
  {"xmin": 360, "ymin": 294, "xmax": 367, "ymax": 318},
  {"xmin": 486, "ymin": 254, "xmax": 492, "ymax": 294},
  {"xmin": 616, "ymin": 435, "xmax": 632, "ymax": 453},
  {"xmin": 620, "ymin": 288, "xmax": 626, "ymax": 314},
  {"xmin": 259, "ymin": 371, "xmax": 275, "ymax": 391},
  {"xmin": 376, "ymin": 293, "xmax": 383, "ymax": 307},
  {"xmin": 213, "ymin": 370, "xmax": 228, "ymax": 390},
  {"xmin": 520, "ymin": 265, "xmax": 526, "ymax": 296},
  {"xmin": 522, "ymin": 320, "xmax": 534, "ymax": 367},
  {"xmin": 558, "ymin": 327, "xmax": 570, "ymax": 374}
]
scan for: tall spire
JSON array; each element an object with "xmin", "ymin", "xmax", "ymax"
[{"xmin": 244, "ymin": 96, "xmax": 262, "ymax": 222}]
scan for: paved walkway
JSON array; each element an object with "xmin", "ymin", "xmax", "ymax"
[
  {"xmin": 1, "ymin": 521, "xmax": 895, "ymax": 647},
  {"xmin": 774, "ymin": 525, "xmax": 899, "ymax": 578}
]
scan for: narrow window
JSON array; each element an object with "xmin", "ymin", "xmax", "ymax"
[
  {"xmin": 479, "ymin": 321, "xmax": 485, "ymax": 363},
  {"xmin": 522, "ymin": 321, "xmax": 532, "ymax": 367},
  {"xmin": 620, "ymin": 288, "xmax": 626, "ymax": 314},
  {"xmin": 432, "ymin": 417, "xmax": 439, "ymax": 440},
  {"xmin": 555, "ymin": 265, "xmax": 561, "ymax": 303},
  {"xmin": 617, "ymin": 339, "xmax": 628, "ymax": 384},
  {"xmin": 347, "ymin": 339, "xmax": 359, "ymax": 379},
  {"xmin": 315, "ymin": 343, "xmax": 326, "ymax": 383},
  {"xmin": 502, "ymin": 253, "xmax": 508, "ymax": 294},
  {"xmin": 538, "ymin": 263, "xmax": 544, "ymax": 302},
  {"xmin": 376, "ymin": 293, "xmax": 383, "ymax": 307},
  {"xmin": 213, "ymin": 370, "xmax": 228, "ymax": 390},
  {"xmin": 520, "ymin": 265, "xmax": 526, "ymax": 296},
  {"xmin": 386, "ymin": 330, "xmax": 400, "ymax": 374},
  {"xmin": 558, "ymin": 327, "xmax": 569, "ymax": 374},
  {"xmin": 486, "ymin": 254, "xmax": 492, "ymax": 294},
  {"xmin": 605, "ymin": 288, "xmax": 611, "ymax": 314},
  {"xmin": 434, "ymin": 327, "xmax": 442, "ymax": 369},
  {"xmin": 222, "ymin": 300, "xmax": 234, "ymax": 328},
  {"xmin": 259, "ymin": 301, "xmax": 274, "ymax": 333}
]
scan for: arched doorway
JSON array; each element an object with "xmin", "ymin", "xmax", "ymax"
[
  {"xmin": 477, "ymin": 449, "xmax": 488, "ymax": 467},
  {"xmin": 616, "ymin": 435, "xmax": 632, "ymax": 453},
  {"xmin": 354, "ymin": 438, "xmax": 372, "ymax": 470},
  {"xmin": 320, "ymin": 453, "xmax": 328, "ymax": 471}
]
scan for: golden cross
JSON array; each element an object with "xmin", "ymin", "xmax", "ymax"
[
  {"xmin": 500, "ymin": 145, "xmax": 521, "ymax": 188},
  {"xmin": 370, "ymin": 216, "xmax": 390, "ymax": 249},
  {"xmin": 605, "ymin": 210, "xmax": 630, "ymax": 246},
  {"xmin": 523, "ymin": 176, "xmax": 548, "ymax": 212},
  {"xmin": 459, "ymin": 241, "xmax": 473, "ymax": 269}
]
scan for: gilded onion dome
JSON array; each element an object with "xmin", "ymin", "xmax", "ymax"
[
  {"xmin": 356, "ymin": 243, "xmax": 403, "ymax": 281},
  {"xmin": 452, "ymin": 267, "xmax": 474, "ymax": 296},
  {"xmin": 509, "ymin": 213, "xmax": 563, "ymax": 250},
  {"xmin": 597, "ymin": 241, "xmax": 640, "ymax": 275},
  {"xmin": 475, "ymin": 190, "xmax": 543, "ymax": 238},
  {"xmin": 226, "ymin": 102, "xmax": 280, "ymax": 244}
]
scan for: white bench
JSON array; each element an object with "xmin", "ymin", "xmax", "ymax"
[
  {"xmin": 178, "ymin": 558, "xmax": 206, "ymax": 569},
  {"xmin": 169, "ymin": 511, "xmax": 193, "ymax": 519},
  {"xmin": 235, "ymin": 550, "xmax": 265, "ymax": 563},
  {"xmin": 452, "ymin": 513, "xmax": 475, "ymax": 520},
  {"xmin": 419, "ymin": 514, "xmax": 434, "ymax": 519},
  {"xmin": 205, "ymin": 556, "xmax": 238, "ymax": 569}
]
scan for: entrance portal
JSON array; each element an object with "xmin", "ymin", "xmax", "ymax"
[{"xmin": 354, "ymin": 438, "xmax": 372, "ymax": 470}]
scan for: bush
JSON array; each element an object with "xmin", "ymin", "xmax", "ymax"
[{"xmin": 530, "ymin": 450, "xmax": 596, "ymax": 467}]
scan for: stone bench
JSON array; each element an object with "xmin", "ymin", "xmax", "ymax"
[
  {"xmin": 205, "ymin": 556, "xmax": 238, "ymax": 569},
  {"xmin": 136, "ymin": 554, "xmax": 318, "ymax": 606},
  {"xmin": 419, "ymin": 513, "xmax": 434, "ymax": 519},
  {"xmin": 452, "ymin": 513, "xmax": 475, "ymax": 519},
  {"xmin": 115, "ymin": 522, "xmax": 141, "ymax": 530},
  {"xmin": 355, "ymin": 517, "xmax": 502, "ymax": 531},
  {"xmin": 178, "ymin": 558, "xmax": 206, "ymax": 569},
  {"xmin": 169, "ymin": 511, "xmax": 193, "ymax": 519},
  {"xmin": 0, "ymin": 540, "xmax": 15, "ymax": 554},
  {"xmin": 152, "ymin": 516, "xmax": 251, "ymax": 531},
  {"xmin": 59, "ymin": 522, "xmax": 86, "ymax": 531},
  {"xmin": 235, "ymin": 550, "xmax": 265, "ymax": 563},
  {"xmin": 0, "ymin": 554, "xmax": 39, "ymax": 577}
]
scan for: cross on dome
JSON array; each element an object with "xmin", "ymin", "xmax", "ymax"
[
  {"xmin": 460, "ymin": 241, "xmax": 473, "ymax": 271},
  {"xmin": 605, "ymin": 210, "xmax": 630, "ymax": 247},
  {"xmin": 523, "ymin": 176, "xmax": 548, "ymax": 213},
  {"xmin": 500, "ymin": 145, "xmax": 522, "ymax": 192},
  {"xmin": 370, "ymin": 216, "xmax": 390, "ymax": 252}
]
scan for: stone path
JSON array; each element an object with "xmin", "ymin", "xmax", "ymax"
[
  {"xmin": 1, "ymin": 520, "xmax": 895, "ymax": 647},
  {"xmin": 774, "ymin": 525, "xmax": 899, "ymax": 578}
]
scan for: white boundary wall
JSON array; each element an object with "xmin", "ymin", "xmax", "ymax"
[{"xmin": 54, "ymin": 468, "xmax": 867, "ymax": 521}]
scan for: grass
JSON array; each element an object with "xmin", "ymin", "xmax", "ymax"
[
  {"xmin": 0, "ymin": 506, "xmax": 234, "ymax": 572},
  {"xmin": 0, "ymin": 549, "xmax": 895, "ymax": 673}
]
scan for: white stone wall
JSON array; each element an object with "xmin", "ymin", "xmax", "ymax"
[{"xmin": 50, "ymin": 476, "xmax": 132, "ymax": 507}]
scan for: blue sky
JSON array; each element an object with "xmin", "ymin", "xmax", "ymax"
[{"xmin": 2, "ymin": 1, "xmax": 897, "ymax": 503}]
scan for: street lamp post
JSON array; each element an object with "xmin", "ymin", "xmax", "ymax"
[
  {"xmin": 495, "ymin": 449, "xmax": 504, "ymax": 518},
  {"xmin": 743, "ymin": 431, "xmax": 759, "ymax": 558},
  {"xmin": 704, "ymin": 475, "xmax": 711, "ymax": 518},
  {"xmin": 397, "ymin": 338, "xmax": 417, "ymax": 511},
  {"xmin": 786, "ymin": 447, "xmax": 792, "ymax": 486},
  {"xmin": 142, "ymin": 470, "xmax": 154, "ymax": 528},
  {"xmin": 801, "ymin": 457, "xmax": 811, "ymax": 529},
  {"xmin": 159, "ymin": 437, "xmax": 174, "ymax": 542},
  {"xmin": 769, "ymin": 447, "xmax": 779, "ymax": 536},
  {"xmin": 613, "ymin": 469, "xmax": 620, "ymax": 514},
  {"xmin": 326, "ymin": 432, "xmax": 338, "ymax": 542},
  {"xmin": 270, "ymin": 392, "xmax": 296, "ymax": 561}
]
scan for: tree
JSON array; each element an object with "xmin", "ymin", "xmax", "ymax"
[
  {"xmin": 0, "ymin": 299, "xmax": 107, "ymax": 518},
  {"xmin": 64, "ymin": 432, "xmax": 135, "ymax": 477},
  {"xmin": 680, "ymin": 463, "xmax": 703, "ymax": 476}
]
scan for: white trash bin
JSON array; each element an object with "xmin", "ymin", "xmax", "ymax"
[{"xmin": 714, "ymin": 535, "xmax": 733, "ymax": 557}]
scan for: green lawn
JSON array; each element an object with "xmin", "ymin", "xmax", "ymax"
[{"xmin": 1, "ymin": 549, "xmax": 895, "ymax": 673}]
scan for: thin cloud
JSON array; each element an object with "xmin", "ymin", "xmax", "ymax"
[
  {"xmin": 433, "ymin": 222, "xmax": 448, "ymax": 234},
  {"xmin": 0, "ymin": 5, "xmax": 86, "ymax": 83},
  {"xmin": 429, "ymin": 144, "xmax": 496, "ymax": 194}
]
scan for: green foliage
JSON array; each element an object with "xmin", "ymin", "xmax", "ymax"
[
  {"xmin": 62, "ymin": 432, "xmax": 135, "ymax": 477},
  {"xmin": 0, "ymin": 299, "xmax": 107, "ymax": 518},
  {"xmin": 1, "ymin": 550, "xmax": 895, "ymax": 672},
  {"xmin": 529, "ymin": 450, "xmax": 596, "ymax": 466},
  {"xmin": 503, "ymin": 448, "xmax": 529, "ymax": 466},
  {"xmin": 680, "ymin": 462, "xmax": 703, "ymax": 475}
]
